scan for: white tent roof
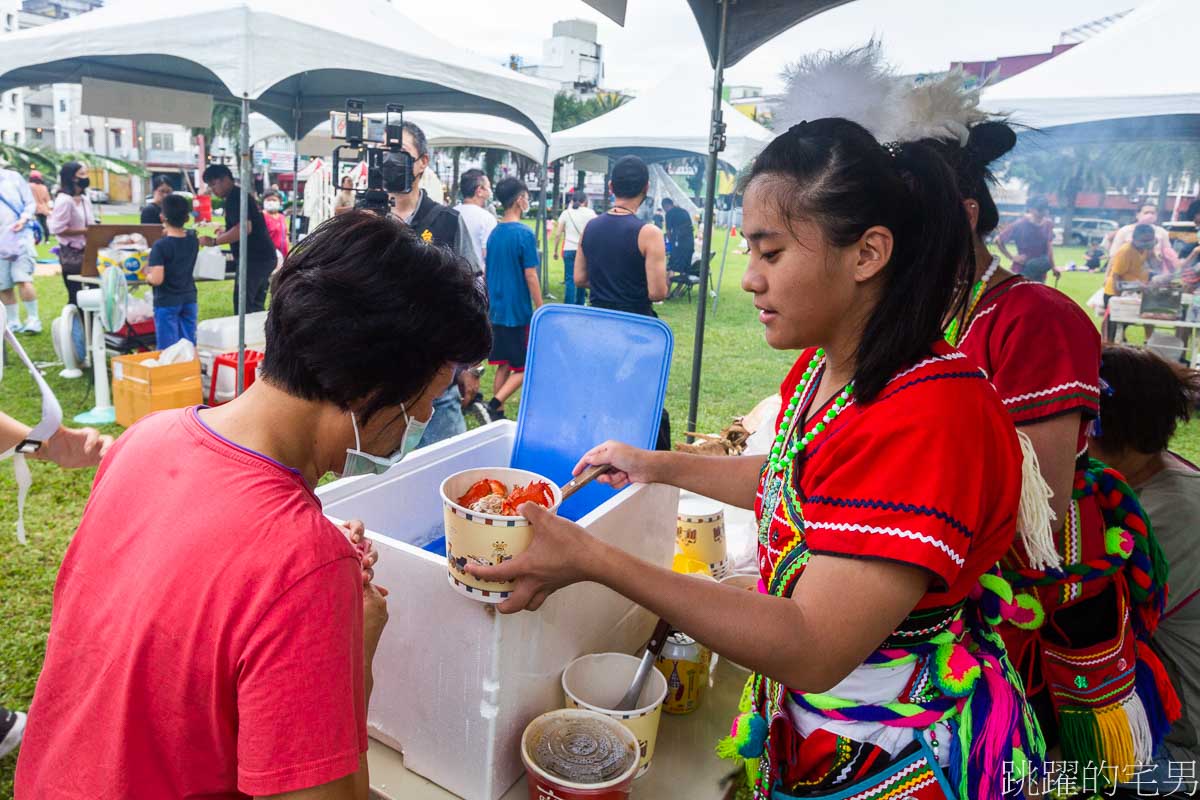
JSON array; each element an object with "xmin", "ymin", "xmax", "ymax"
[
  {"xmin": 0, "ymin": 0, "xmax": 555, "ymax": 143},
  {"xmin": 981, "ymin": 0, "xmax": 1200, "ymax": 142},
  {"xmin": 549, "ymin": 71, "xmax": 772, "ymax": 168},
  {"xmin": 250, "ymin": 112, "xmax": 547, "ymax": 162}
]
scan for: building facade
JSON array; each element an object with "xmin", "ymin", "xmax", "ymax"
[{"xmin": 516, "ymin": 19, "xmax": 605, "ymax": 97}]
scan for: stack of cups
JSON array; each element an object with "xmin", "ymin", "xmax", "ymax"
[{"xmin": 676, "ymin": 495, "xmax": 729, "ymax": 580}]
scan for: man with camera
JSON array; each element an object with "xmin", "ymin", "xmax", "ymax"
[{"xmin": 384, "ymin": 121, "xmax": 486, "ymax": 443}]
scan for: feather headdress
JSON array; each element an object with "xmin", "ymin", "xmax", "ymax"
[{"xmin": 775, "ymin": 41, "xmax": 993, "ymax": 147}]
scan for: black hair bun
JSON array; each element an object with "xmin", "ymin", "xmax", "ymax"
[{"xmin": 966, "ymin": 122, "xmax": 1017, "ymax": 165}]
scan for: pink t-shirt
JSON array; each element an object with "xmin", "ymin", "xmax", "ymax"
[{"xmin": 16, "ymin": 407, "xmax": 366, "ymax": 798}]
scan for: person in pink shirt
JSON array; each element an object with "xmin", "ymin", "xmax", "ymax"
[
  {"xmin": 262, "ymin": 188, "xmax": 289, "ymax": 263},
  {"xmin": 15, "ymin": 211, "xmax": 493, "ymax": 799},
  {"xmin": 1108, "ymin": 203, "xmax": 1180, "ymax": 273},
  {"xmin": 46, "ymin": 161, "xmax": 96, "ymax": 311}
]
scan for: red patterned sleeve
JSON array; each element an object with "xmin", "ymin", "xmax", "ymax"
[
  {"xmin": 801, "ymin": 374, "xmax": 1020, "ymax": 594},
  {"xmin": 987, "ymin": 286, "xmax": 1101, "ymax": 426}
]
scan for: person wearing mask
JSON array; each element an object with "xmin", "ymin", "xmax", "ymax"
[
  {"xmin": 26, "ymin": 169, "xmax": 51, "ymax": 236},
  {"xmin": 333, "ymin": 175, "xmax": 356, "ymax": 216},
  {"xmin": 454, "ymin": 168, "xmax": 496, "ymax": 267},
  {"xmin": 47, "ymin": 161, "xmax": 95, "ymax": 313},
  {"xmin": 924, "ymin": 111, "xmax": 1175, "ymax": 785},
  {"xmin": 996, "ymin": 196, "xmax": 1055, "ymax": 281},
  {"xmin": 385, "ymin": 121, "xmax": 483, "ymax": 446},
  {"xmin": 262, "ymin": 189, "xmax": 290, "ymax": 263},
  {"xmin": 1089, "ymin": 346, "xmax": 1200, "ymax": 795},
  {"xmin": 15, "ymin": 211, "xmax": 493, "ymax": 799},
  {"xmin": 575, "ymin": 156, "xmax": 670, "ymax": 448},
  {"xmin": 1109, "ymin": 203, "xmax": 1180, "ymax": 274},
  {"xmin": 470, "ymin": 118, "xmax": 1044, "ymax": 800},
  {"xmin": 661, "ymin": 197, "xmax": 694, "ymax": 278},
  {"xmin": 140, "ymin": 177, "xmax": 173, "ymax": 224},
  {"xmin": 552, "ymin": 190, "xmax": 595, "ymax": 306},
  {"xmin": 483, "ymin": 178, "xmax": 542, "ymax": 420},
  {"xmin": 199, "ymin": 164, "xmax": 278, "ymax": 314},
  {"xmin": 0, "ymin": 158, "xmax": 40, "ymax": 333},
  {"xmin": 1104, "ymin": 223, "xmax": 1159, "ymax": 342}
]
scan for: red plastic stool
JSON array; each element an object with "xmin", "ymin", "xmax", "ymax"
[{"xmin": 208, "ymin": 349, "xmax": 264, "ymax": 406}]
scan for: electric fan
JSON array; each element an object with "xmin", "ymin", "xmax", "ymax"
[
  {"xmin": 72, "ymin": 266, "xmax": 128, "ymax": 425},
  {"xmin": 50, "ymin": 304, "xmax": 85, "ymax": 379}
]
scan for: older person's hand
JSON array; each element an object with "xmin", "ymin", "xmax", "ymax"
[
  {"xmin": 36, "ymin": 425, "xmax": 112, "ymax": 469},
  {"xmin": 339, "ymin": 518, "xmax": 379, "ymax": 586}
]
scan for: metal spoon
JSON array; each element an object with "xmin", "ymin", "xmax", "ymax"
[{"xmin": 615, "ymin": 618, "xmax": 673, "ymax": 711}]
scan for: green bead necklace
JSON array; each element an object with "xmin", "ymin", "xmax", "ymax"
[{"xmin": 768, "ymin": 348, "xmax": 855, "ymax": 474}]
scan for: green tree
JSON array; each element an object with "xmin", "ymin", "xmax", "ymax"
[
  {"xmin": 1102, "ymin": 142, "xmax": 1200, "ymax": 214},
  {"xmin": 552, "ymin": 90, "xmax": 629, "ymax": 132},
  {"xmin": 192, "ymin": 102, "xmax": 242, "ymax": 161},
  {"xmin": 0, "ymin": 141, "xmax": 144, "ymax": 179}
]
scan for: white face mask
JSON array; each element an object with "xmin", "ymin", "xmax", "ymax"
[
  {"xmin": 264, "ymin": 201, "xmax": 281, "ymax": 212},
  {"xmin": 341, "ymin": 405, "xmax": 431, "ymax": 477}
]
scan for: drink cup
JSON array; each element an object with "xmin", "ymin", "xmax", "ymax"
[
  {"xmin": 676, "ymin": 496, "xmax": 728, "ymax": 576},
  {"xmin": 521, "ymin": 708, "xmax": 640, "ymax": 800}
]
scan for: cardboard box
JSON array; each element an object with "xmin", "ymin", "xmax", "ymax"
[
  {"xmin": 81, "ymin": 224, "xmax": 164, "ymax": 278},
  {"xmin": 316, "ymin": 421, "xmax": 678, "ymax": 800},
  {"xmin": 112, "ymin": 351, "xmax": 202, "ymax": 427}
]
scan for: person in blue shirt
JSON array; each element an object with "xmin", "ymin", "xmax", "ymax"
[
  {"xmin": 484, "ymin": 177, "xmax": 542, "ymax": 420},
  {"xmin": 146, "ymin": 193, "xmax": 199, "ymax": 350}
]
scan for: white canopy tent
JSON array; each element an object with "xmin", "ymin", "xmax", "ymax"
[
  {"xmin": 0, "ymin": 0, "xmax": 555, "ymax": 391},
  {"xmin": 982, "ymin": 0, "xmax": 1200, "ymax": 143},
  {"xmin": 549, "ymin": 71, "xmax": 772, "ymax": 169},
  {"xmin": 250, "ymin": 111, "xmax": 548, "ymax": 163}
]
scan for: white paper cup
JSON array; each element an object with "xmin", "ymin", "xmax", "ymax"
[
  {"xmin": 440, "ymin": 467, "xmax": 562, "ymax": 603},
  {"xmin": 562, "ymin": 652, "xmax": 669, "ymax": 778},
  {"xmin": 676, "ymin": 496, "xmax": 727, "ymax": 567}
]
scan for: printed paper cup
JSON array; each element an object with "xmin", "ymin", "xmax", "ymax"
[
  {"xmin": 676, "ymin": 496, "xmax": 727, "ymax": 570},
  {"xmin": 441, "ymin": 467, "xmax": 562, "ymax": 603},
  {"xmin": 562, "ymin": 652, "xmax": 668, "ymax": 778},
  {"xmin": 522, "ymin": 708, "xmax": 640, "ymax": 800}
]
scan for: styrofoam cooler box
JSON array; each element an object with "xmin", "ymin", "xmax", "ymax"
[
  {"xmin": 316, "ymin": 421, "xmax": 678, "ymax": 800},
  {"xmin": 196, "ymin": 311, "xmax": 269, "ymax": 351}
]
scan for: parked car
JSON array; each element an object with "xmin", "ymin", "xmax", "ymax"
[{"xmin": 1067, "ymin": 217, "xmax": 1119, "ymax": 246}]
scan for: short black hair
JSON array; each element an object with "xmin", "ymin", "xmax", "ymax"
[
  {"xmin": 261, "ymin": 211, "xmax": 491, "ymax": 425},
  {"xmin": 160, "ymin": 193, "xmax": 191, "ymax": 227},
  {"xmin": 495, "ymin": 177, "xmax": 528, "ymax": 210},
  {"xmin": 152, "ymin": 176, "xmax": 173, "ymax": 190},
  {"xmin": 1095, "ymin": 345, "xmax": 1200, "ymax": 454},
  {"xmin": 611, "ymin": 156, "xmax": 649, "ymax": 199},
  {"xmin": 1028, "ymin": 196, "xmax": 1049, "ymax": 212},
  {"xmin": 661, "ymin": 198, "xmax": 674, "ymax": 208},
  {"xmin": 402, "ymin": 121, "xmax": 429, "ymax": 158},
  {"xmin": 1133, "ymin": 223, "xmax": 1156, "ymax": 241},
  {"xmin": 460, "ymin": 168, "xmax": 486, "ymax": 200},
  {"xmin": 202, "ymin": 164, "xmax": 233, "ymax": 184}
]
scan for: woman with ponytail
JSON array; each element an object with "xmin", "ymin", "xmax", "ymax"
[
  {"xmin": 467, "ymin": 117, "xmax": 1043, "ymax": 799},
  {"xmin": 922, "ymin": 116, "xmax": 1178, "ymax": 788}
]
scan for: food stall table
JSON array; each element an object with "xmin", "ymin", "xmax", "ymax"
[
  {"xmin": 1108, "ymin": 309, "xmax": 1200, "ymax": 369},
  {"xmin": 368, "ymin": 657, "xmax": 744, "ymax": 800}
]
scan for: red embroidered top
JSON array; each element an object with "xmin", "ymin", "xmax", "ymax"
[
  {"xmin": 957, "ymin": 275, "xmax": 1105, "ymax": 591},
  {"xmin": 755, "ymin": 341, "xmax": 1022, "ymax": 610}
]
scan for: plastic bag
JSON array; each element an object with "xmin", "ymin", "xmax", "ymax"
[
  {"xmin": 157, "ymin": 338, "xmax": 196, "ymax": 365},
  {"xmin": 125, "ymin": 291, "xmax": 154, "ymax": 325},
  {"xmin": 194, "ymin": 247, "xmax": 226, "ymax": 281}
]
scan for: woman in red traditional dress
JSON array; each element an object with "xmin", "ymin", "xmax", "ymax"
[
  {"xmin": 470, "ymin": 118, "xmax": 1044, "ymax": 799},
  {"xmin": 926, "ymin": 120, "xmax": 1178, "ymax": 789}
]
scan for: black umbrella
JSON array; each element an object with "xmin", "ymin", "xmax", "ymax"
[{"xmin": 583, "ymin": 0, "xmax": 853, "ymax": 435}]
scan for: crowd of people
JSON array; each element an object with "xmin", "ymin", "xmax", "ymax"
[{"xmin": 4, "ymin": 94, "xmax": 1200, "ymax": 800}]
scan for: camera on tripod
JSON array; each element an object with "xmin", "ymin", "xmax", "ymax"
[{"xmin": 329, "ymin": 100, "xmax": 412, "ymax": 216}]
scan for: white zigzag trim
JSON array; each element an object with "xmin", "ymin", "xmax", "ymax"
[
  {"xmin": 805, "ymin": 521, "xmax": 966, "ymax": 567},
  {"xmin": 846, "ymin": 761, "xmax": 937, "ymax": 800},
  {"xmin": 1002, "ymin": 381, "xmax": 1100, "ymax": 407},
  {"xmin": 958, "ymin": 301, "xmax": 999, "ymax": 348},
  {"xmin": 889, "ymin": 350, "xmax": 967, "ymax": 383}
]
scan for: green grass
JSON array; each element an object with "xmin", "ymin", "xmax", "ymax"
[{"xmin": 2, "ymin": 235, "xmax": 1199, "ymax": 792}]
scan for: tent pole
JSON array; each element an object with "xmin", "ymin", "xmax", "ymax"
[
  {"xmin": 292, "ymin": 95, "xmax": 302, "ymax": 244},
  {"xmin": 237, "ymin": 95, "xmax": 250, "ymax": 395},
  {"xmin": 686, "ymin": 0, "xmax": 729, "ymax": 441},
  {"xmin": 540, "ymin": 146, "xmax": 550, "ymax": 288},
  {"xmin": 712, "ymin": 222, "xmax": 733, "ymax": 314}
]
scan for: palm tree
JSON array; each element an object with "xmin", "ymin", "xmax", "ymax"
[
  {"xmin": 1004, "ymin": 144, "xmax": 1113, "ymax": 241},
  {"xmin": 0, "ymin": 141, "xmax": 145, "ymax": 181},
  {"xmin": 1103, "ymin": 142, "xmax": 1200, "ymax": 215}
]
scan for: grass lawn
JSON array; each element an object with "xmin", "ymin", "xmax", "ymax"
[{"xmin": 2, "ymin": 232, "xmax": 1199, "ymax": 790}]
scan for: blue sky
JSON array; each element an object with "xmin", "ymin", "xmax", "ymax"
[{"xmin": 420, "ymin": 0, "xmax": 1143, "ymax": 94}]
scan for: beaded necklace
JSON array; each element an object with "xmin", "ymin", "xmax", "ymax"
[
  {"xmin": 944, "ymin": 257, "xmax": 1000, "ymax": 347},
  {"xmin": 768, "ymin": 348, "xmax": 854, "ymax": 474}
]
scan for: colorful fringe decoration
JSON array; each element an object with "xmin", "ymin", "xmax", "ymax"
[
  {"xmin": 1057, "ymin": 693, "xmax": 1154, "ymax": 785},
  {"xmin": 1135, "ymin": 643, "xmax": 1182, "ymax": 740}
]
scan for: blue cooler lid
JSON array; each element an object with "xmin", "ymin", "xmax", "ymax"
[{"xmin": 510, "ymin": 305, "xmax": 673, "ymax": 522}]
